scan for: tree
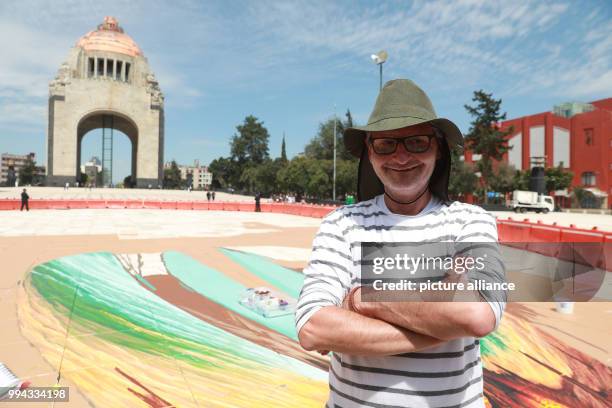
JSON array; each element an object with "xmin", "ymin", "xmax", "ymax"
[
  {"xmin": 305, "ymin": 160, "xmax": 331, "ymax": 198},
  {"xmin": 123, "ymin": 175, "xmax": 136, "ymax": 188},
  {"xmin": 277, "ymin": 156, "xmax": 310, "ymax": 195},
  {"xmin": 512, "ymin": 165, "xmax": 573, "ymax": 194},
  {"xmin": 163, "ymin": 160, "xmax": 183, "ymax": 189},
  {"xmin": 335, "ymin": 159, "xmax": 359, "ymax": 198},
  {"xmin": 304, "ymin": 117, "xmax": 354, "ymax": 161},
  {"xmin": 239, "ymin": 165, "xmax": 259, "ymax": 193},
  {"xmin": 280, "ymin": 134, "xmax": 288, "ymax": 163},
  {"xmin": 345, "ymin": 109, "xmax": 354, "ymax": 128},
  {"xmin": 18, "ymin": 158, "xmax": 38, "ymax": 185},
  {"xmin": 545, "ymin": 164, "xmax": 573, "ymax": 193},
  {"xmin": 489, "ymin": 162, "xmax": 517, "ymax": 195},
  {"xmin": 208, "ymin": 112, "xmax": 358, "ymax": 200},
  {"xmin": 258, "ymin": 159, "xmax": 283, "ymax": 196},
  {"xmin": 512, "ymin": 169, "xmax": 530, "ymax": 191},
  {"xmin": 448, "ymin": 151, "xmax": 478, "ymax": 199},
  {"xmin": 464, "ymin": 90, "xmax": 513, "ymax": 203},
  {"xmin": 208, "ymin": 157, "xmax": 237, "ymax": 189},
  {"xmin": 230, "ymin": 115, "xmax": 270, "ymax": 165}
]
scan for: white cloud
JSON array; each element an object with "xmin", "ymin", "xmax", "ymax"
[
  {"xmin": 0, "ymin": 99, "xmax": 45, "ymax": 124},
  {"xmin": 215, "ymin": 0, "xmax": 575, "ymax": 95},
  {"xmin": 1, "ymin": 0, "xmax": 610, "ymax": 159}
]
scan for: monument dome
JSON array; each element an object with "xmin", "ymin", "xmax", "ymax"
[{"xmin": 76, "ymin": 17, "xmax": 142, "ymax": 57}]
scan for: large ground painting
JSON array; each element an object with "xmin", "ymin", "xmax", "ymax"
[{"xmin": 17, "ymin": 249, "xmax": 612, "ymax": 407}]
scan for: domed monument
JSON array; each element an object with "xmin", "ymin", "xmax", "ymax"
[{"xmin": 47, "ymin": 16, "xmax": 164, "ymax": 187}]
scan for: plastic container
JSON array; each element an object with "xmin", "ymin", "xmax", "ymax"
[
  {"xmin": 239, "ymin": 287, "xmax": 295, "ymax": 318},
  {"xmin": 555, "ymin": 301, "xmax": 574, "ymax": 314}
]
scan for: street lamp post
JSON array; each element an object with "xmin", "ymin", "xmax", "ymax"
[
  {"xmin": 371, "ymin": 50, "xmax": 388, "ymax": 91},
  {"xmin": 333, "ymin": 104, "xmax": 337, "ymax": 202}
]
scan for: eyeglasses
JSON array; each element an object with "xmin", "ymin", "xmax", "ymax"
[{"xmin": 368, "ymin": 134, "xmax": 435, "ymax": 155}]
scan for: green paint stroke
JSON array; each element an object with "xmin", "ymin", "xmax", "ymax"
[
  {"xmin": 29, "ymin": 252, "xmax": 325, "ymax": 380},
  {"xmin": 163, "ymin": 251, "xmax": 298, "ymax": 340},
  {"xmin": 480, "ymin": 329, "xmax": 509, "ymax": 358},
  {"xmin": 219, "ymin": 248, "xmax": 304, "ymax": 298}
]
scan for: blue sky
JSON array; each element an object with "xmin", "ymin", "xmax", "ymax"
[{"xmin": 1, "ymin": 0, "xmax": 611, "ymax": 183}]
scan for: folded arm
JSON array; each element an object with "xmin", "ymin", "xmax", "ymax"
[
  {"xmin": 351, "ymin": 212, "xmax": 505, "ymax": 341},
  {"xmin": 351, "ymin": 288, "xmax": 496, "ymax": 341},
  {"xmin": 298, "ymin": 305, "xmax": 443, "ymax": 356}
]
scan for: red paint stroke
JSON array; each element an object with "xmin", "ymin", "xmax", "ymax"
[
  {"xmin": 115, "ymin": 366, "xmax": 175, "ymax": 408},
  {"xmin": 483, "ymin": 330, "xmax": 612, "ymax": 408}
]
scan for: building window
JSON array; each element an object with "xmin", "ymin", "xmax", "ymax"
[
  {"xmin": 106, "ymin": 59, "xmax": 114, "ymax": 77},
  {"xmin": 116, "ymin": 61, "xmax": 123, "ymax": 80},
  {"xmin": 97, "ymin": 58, "xmax": 104, "ymax": 77},
  {"xmin": 585, "ymin": 128, "xmax": 594, "ymax": 145},
  {"xmin": 88, "ymin": 58, "xmax": 95, "ymax": 78},
  {"xmin": 125, "ymin": 63, "xmax": 131, "ymax": 82},
  {"xmin": 581, "ymin": 172, "xmax": 596, "ymax": 186}
]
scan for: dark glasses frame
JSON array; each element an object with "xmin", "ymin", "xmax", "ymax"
[{"xmin": 367, "ymin": 134, "xmax": 436, "ymax": 155}]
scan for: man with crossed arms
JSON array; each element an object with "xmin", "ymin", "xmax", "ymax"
[{"xmin": 296, "ymin": 79, "xmax": 506, "ymax": 408}]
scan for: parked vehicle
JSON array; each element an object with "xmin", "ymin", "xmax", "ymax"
[{"xmin": 509, "ymin": 190, "xmax": 554, "ymax": 213}]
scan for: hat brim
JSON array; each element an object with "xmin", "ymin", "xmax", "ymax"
[{"xmin": 344, "ymin": 117, "xmax": 463, "ymax": 158}]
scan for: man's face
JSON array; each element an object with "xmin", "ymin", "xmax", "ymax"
[{"xmin": 367, "ymin": 123, "xmax": 440, "ymax": 198}]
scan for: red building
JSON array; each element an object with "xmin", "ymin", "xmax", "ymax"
[{"xmin": 464, "ymin": 98, "xmax": 612, "ymax": 209}]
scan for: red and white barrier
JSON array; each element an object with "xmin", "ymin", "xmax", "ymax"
[{"xmin": 2, "ymin": 198, "xmax": 609, "ymax": 244}]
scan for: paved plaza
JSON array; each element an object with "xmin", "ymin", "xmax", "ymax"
[
  {"xmin": 0, "ymin": 186, "xmax": 255, "ymax": 202},
  {"xmin": 0, "ymin": 209, "xmax": 321, "ymax": 239},
  {"xmin": 0, "ymin": 205, "xmax": 610, "ymax": 407}
]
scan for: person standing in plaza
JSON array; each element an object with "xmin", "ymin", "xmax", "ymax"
[
  {"xmin": 20, "ymin": 189, "xmax": 29, "ymax": 211},
  {"xmin": 255, "ymin": 192, "xmax": 261, "ymax": 212}
]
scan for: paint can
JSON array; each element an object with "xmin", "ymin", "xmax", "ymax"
[{"xmin": 555, "ymin": 301, "xmax": 574, "ymax": 314}]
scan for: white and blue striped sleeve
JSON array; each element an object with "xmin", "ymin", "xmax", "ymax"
[
  {"xmin": 456, "ymin": 207, "xmax": 506, "ymax": 330},
  {"xmin": 295, "ymin": 210, "xmax": 354, "ymax": 335}
]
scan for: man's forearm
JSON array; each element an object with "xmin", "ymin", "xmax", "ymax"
[
  {"xmin": 354, "ymin": 289, "xmax": 496, "ymax": 340},
  {"xmin": 298, "ymin": 306, "xmax": 442, "ymax": 356}
]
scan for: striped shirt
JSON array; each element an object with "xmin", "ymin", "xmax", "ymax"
[{"xmin": 295, "ymin": 195, "xmax": 505, "ymax": 408}]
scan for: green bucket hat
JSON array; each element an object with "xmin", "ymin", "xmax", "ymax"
[{"xmin": 343, "ymin": 79, "xmax": 464, "ymax": 203}]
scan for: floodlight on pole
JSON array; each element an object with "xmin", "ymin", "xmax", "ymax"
[
  {"xmin": 371, "ymin": 50, "xmax": 388, "ymax": 91},
  {"xmin": 333, "ymin": 104, "xmax": 337, "ymax": 202}
]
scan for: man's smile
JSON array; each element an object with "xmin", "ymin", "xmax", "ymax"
[{"xmin": 385, "ymin": 163, "xmax": 423, "ymax": 172}]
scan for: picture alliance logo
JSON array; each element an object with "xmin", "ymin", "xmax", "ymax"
[{"xmin": 371, "ymin": 254, "xmax": 487, "ymax": 275}]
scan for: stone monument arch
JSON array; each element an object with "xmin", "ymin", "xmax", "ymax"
[
  {"xmin": 47, "ymin": 16, "xmax": 164, "ymax": 187},
  {"xmin": 76, "ymin": 110, "xmax": 139, "ymax": 186}
]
